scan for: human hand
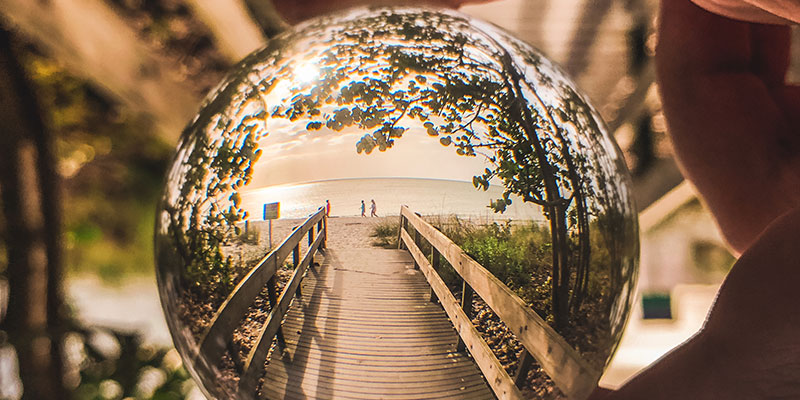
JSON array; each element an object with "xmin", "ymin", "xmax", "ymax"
[
  {"xmin": 589, "ymin": 0, "xmax": 800, "ymax": 398},
  {"xmin": 587, "ymin": 207, "xmax": 800, "ymax": 400},
  {"xmin": 656, "ymin": 0, "xmax": 800, "ymax": 254}
]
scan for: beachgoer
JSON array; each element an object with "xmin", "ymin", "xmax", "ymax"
[
  {"xmin": 361, "ymin": 200, "xmax": 366, "ymax": 217},
  {"xmin": 325, "ymin": 199, "xmax": 330, "ymax": 217},
  {"xmin": 590, "ymin": 0, "xmax": 800, "ymax": 398},
  {"xmin": 370, "ymin": 199, "xmax": 377, "ymax": 217}
]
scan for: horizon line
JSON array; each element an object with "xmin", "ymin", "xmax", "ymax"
[{"xmin": 242, "ymin": 176, "xmax": 478, "ymax": 191}]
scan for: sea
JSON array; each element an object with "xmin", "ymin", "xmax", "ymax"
[{"xmin": 240, "ymin": 177, "xmax": 546, "ymax": 222}]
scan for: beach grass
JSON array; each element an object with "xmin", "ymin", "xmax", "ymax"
[{"xmin": 370, "ymin": 219, "xmax": 400, "ymax": 248}]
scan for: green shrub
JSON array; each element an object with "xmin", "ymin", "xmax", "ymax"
[
  {"xmin": 370, "ymin": 219, "xmax": 399, "ymax": 248},
  {"xmin": 426, "ymin": 216, "xmax": 554, "ymax": 312}
]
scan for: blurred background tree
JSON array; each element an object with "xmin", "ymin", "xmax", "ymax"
[{"xmin": 0, "ymin": 0, "xmax": 670, "ymax": 398}]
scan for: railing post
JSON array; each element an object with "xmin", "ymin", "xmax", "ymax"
[
  {"xmin": 397, "ymin": 214, "xmax": 406, "ymax": 250},
  {"xmin": 456, "ymin": 280, "xmax": 474, "ymax": 352},
  {"xmin": 322, "ymin": 213, "xmax": 327, "ymax": 249},
  {"xmin": 514, "ymin": 349, "xmax": 534, "ymax": 388},
  {"xmin": 317, "ymin": 219, "xmax": 323, "ymax": 250},
  {"xmin": 430, "ymin": 247, "xmax": 440, "ymax": 303},
  {"xmin": 266, "ymin": 274, "xmax": 286, "ymax": 348},
  {"xmin": 308, "ymin": 228, "xmax": 314, "ymax": 267},
  {"xmin": 413, "ymin": 228, "xmax": 421, "ymax": 270},
  {"xmin": 293, "ymin": 243, "xmax": 301, "ymax": 297}
]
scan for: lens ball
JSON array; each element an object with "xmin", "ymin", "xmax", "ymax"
[{"xmin": 155, "ymin": 7, "xmax": 639, "ymax": 399}]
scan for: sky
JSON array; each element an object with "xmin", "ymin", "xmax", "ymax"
[{"xmin": 246, "ymin": 115, "xmax": 491, "ymax": 190}]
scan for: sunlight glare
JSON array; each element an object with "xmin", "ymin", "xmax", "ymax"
[{"xmin": 294, "ymin": 62, "xmax": 319, "ymax": 83}]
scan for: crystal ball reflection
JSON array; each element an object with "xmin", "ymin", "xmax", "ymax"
[{"xmin": 155, "ymin": 7, "xmax": 639, "ymax": 399}]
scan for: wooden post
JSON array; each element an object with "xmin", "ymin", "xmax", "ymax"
[
  {"xmin": 430, "ymin": 248, "xmax": 440, "ymax": 303},
  {"xmin": 457, "ymin": 281, "xmax": 475, "ymax": 352},
  {"xmin": 307, "ymin": 229, "xmax": 314, "ymax": 266},
  {"xmin": 268, "ymin": 219, "xmax": 273, "ymax": 250},
  {"xmin": 413, "ymin": 228, "xmax": 421, "ymax": 270},
  {"xmin": 397, "ymin": 214, "xmax": 406, "ymax": 250},
  {"xmin": 322, "ymin": 213, "xmax": 328, "ymax": 249},
  {"xmin": 293, "ymin": 244, "xmax": 301, "ymax": 297},
  {"xmin": 266, "ymin": 275, "xmax": 286, "ymax": 348},
  {"xmin": 514, "ymin": 349, "xmax": 535, "ymax": 388}
]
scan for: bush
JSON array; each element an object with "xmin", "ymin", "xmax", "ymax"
[
  {"xmin": 370, "ymin": 219, "xmax": 399, "ymax": 248},
  {"xmin": 233, "ymin": 224, "xmax": 259, "ymax": 246},
  {"xmin": 428, "ymin": 216, "xmax": 554, "ymax": 311}
]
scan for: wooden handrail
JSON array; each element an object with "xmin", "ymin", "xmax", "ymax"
[
  {"xmin": 399, "ymin": 206, "xmax": 600, "ymax": 400},
  {"xmin": 195, "ymin": 207, "xmax": 327, "ymax": 392},
  {"xmin": 400, "ymin": 228, "xmax": 525, "ymax": 400},
  {"xmin": 237, "ymin": 230, "xmax": 325, "ymax": 396}
]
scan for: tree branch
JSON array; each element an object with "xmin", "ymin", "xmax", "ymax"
[{"xmin": 0, "ymin": 0, "xmax": 201, "ymax": 143}]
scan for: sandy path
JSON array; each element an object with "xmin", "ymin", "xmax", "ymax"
[{"xmin": 247, "ymin": 215, "xmax": 398, "ymax": 252}]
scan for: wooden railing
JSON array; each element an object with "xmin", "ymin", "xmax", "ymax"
[
  {"xmin": 194, "ymin": 207, "xmax": 327, "ymax": 399},
  {"xmin": 398, "ymin": 206, "xmax": 600, "ymax": 400}
]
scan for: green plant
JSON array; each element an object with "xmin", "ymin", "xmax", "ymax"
[
  {"xmin": 427, "ymin": 216, "xmax": 555, "ymax": 311},
  {"xmin": 370, "ymin": 219, "xmax": 399, "ymax": 248}
]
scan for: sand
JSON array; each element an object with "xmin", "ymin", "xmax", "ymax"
[{"xmin": 246, "ymin": 215, "xmax": 398, "ymax": 252}]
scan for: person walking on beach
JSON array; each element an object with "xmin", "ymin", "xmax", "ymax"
[
  {"xmin": 360, "ymin": 200, "xmax": 366, "ymax": 217},
  {"xmin": 370, "ymin": 199, "xmax": 377, "ymax": 217},
  {"xmin": 325, "ymin": 200, "xmax": 330, "ymax": 217}
]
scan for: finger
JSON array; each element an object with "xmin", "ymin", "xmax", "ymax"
[
  {"xmin": 750, "ymin": 23, "xmax": 791, "ymax": 87},
  {"xmin": 657, "ymin": 0, "xmax": 751, "ymax": 76},
  {"xmin": 587, "ymin": 386, "xmax": 615, "ymax": 399},
  {"xmin": 656, "ymin": 0, "xmax": 798, "ymax": 252}
]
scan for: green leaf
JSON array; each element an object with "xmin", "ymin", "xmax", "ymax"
[{"xmin": 426, "ymin": 125, "xmax": 438, "ymax": 136}]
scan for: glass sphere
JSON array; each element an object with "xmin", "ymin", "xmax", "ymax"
[{"xmin": 155, "ymin": 7, "xmax": 638, "ymax": 400}]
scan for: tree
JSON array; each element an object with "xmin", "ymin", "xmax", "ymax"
[
  {"xmin": 157, "ymin": 75, "xmax": 267, "ymax": 302},
  {"xmin": 0, "ymin": 26, "xmax": 68, "ymax": 399},
  {"xmin": 265, "ymin": 9, "xmax": 602, "ymax": 330}
]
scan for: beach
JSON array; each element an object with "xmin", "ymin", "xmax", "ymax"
[
  {"xmin": 246, "ymin": 215, "xmax": 398, "ymax": 252},
  {"xmin": 239, "ymin": 177, "xmax": 546, "ymax": 221}
]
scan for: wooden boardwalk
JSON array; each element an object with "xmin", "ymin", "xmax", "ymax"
[{"xmin": 259, "ymin": 248, "xmax": 494, "ymax": 400}]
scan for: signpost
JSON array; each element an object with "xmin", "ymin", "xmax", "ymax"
[{"xmin": 263, "ymin": 202, "xmax": 280, "ymax": 249}]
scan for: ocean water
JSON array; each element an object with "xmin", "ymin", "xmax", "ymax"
[{"xmin": 240, "ymin": 177, "xmax": 545, "ymax": 221}]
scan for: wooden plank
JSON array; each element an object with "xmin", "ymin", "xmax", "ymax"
[
  {"xmin": 260, "ymin": 368, "xmax": 491, "ymax": 397},
  {"xmin": 260, "ymin": 377, "xmax": 491, "ymax": 400},
  {"xmin": 198, "ymin": 208, "xmax": 325, "ymax": 367},
  {"xmin": 259, "ymin": 247, "xmax": 493, "ymax": 400},
  {"xmin": 401, "ymin": 206, "xmax": 601, "ymax": 399},
  {"xmin": 401, "ymin": 229, "xmax": 524, "ymax": 400},
  {"xmin": 263, "ymin": 360, "xmax": 483, "ymax": 383},
  {"xmin": 238, "ymin": 231, "xmax": 324, "ymax": 397}
]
